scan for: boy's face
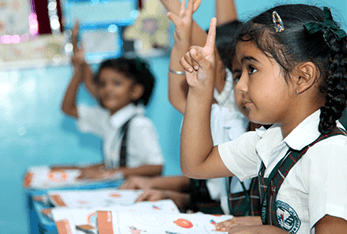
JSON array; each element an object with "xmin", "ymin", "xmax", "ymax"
[{"xmin": 96, "ymin": 68, "xmax": 138, "ymax": 115}]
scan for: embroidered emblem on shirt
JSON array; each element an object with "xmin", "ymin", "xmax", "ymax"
[{"xmin": 276, "ymin": 200, "xmax": 301, "ymax": 233}]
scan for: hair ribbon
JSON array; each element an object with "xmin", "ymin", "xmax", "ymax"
[{"xmin": 304, "ymin": 7, "xmax": 347, "ymax": 41}]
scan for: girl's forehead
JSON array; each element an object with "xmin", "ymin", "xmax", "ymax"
[{"xmin": 235, "ymin": 41, "xmax": 261, "ymax": 62}]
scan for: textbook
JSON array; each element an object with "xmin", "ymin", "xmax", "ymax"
[
  {"xmin": 51, "ymin": 200, "xmax": 180, "ymax": 234},
  {"xmin": 96, "ymin": 211, "xmax": 232, "ymax": 234},
  {"xmin": 48, "ymin": 189, "xmax": 144, "ymax": 208},
  {"xmin": 23, "ymin": 166, "xmax": 123, "ymax": 189}
]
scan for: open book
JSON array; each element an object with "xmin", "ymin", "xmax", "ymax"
[
  {"xmin": 48, "ymin": 189, "xmax": 144, "ymax": 208},
  {"xmin": 23, "ymin": 166, "xmax": 123, "ymax": 189},
  {"xmin": 52, "ymin": 200, "xmax": 181, "ymax": 234}
]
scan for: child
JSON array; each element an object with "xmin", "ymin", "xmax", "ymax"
[
  {"xmin": 121, "ymin": 0, "xmax": 262, "ymax": 220},
  {"xmin": 180, "ymin": 4, "xmax": 347, "ymax": 233},
  {"xmin": 61, "ymin": 22, "xmax": 164, "ymax": 180}
]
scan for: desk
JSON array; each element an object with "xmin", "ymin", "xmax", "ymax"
[{"xmin": 27, "ymin": 180, "xmax": 123, "ymax": 234}]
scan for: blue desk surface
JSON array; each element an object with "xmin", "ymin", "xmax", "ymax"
[{"xmin": 27, "ymin": 180, "xmax": 123, "ymax": 234}]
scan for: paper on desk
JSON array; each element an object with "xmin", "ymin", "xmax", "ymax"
[
  {"xmin": 48, "ymin": 189, "xmax": 144, "ymax": 208},
  {"xmin": 97, "ymin": 211, "xmax": 233, "ymax": 234},
  {"xmin": 52, "ymin": 200, "xmax": 180, "ymax": 234},
  {"xmin": 23, "ymin": 166, "xmax": 123, "ymax": 189}
]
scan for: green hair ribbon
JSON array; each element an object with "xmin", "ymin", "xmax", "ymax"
[{"xmin": 304, "ymin": 7, "xmax": 347, "ymax": 42}]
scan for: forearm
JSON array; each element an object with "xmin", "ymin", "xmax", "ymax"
[
  {"xmin": 151, "ymin": 175, "xmax": 191, "ymax": 191},
  {"xmin": 162, "ymin": 190, "xmax": 190, "ymax": 210},
  {"xmin": 119, "ymin": 165, "xmax": 163, "ymax": 178},
  {"xmin": 168, "ymin": 43, "xmax": 189, "ymax": 114},
  {"xmin": 180, "ymin": 86, "xmax": 215, "ymax": 178},
  {"xmin": 82, "ymin": 61, "xmax": 97, "ymax": 97},
  {"xmin": 215, "ymin": 0, "xmax": 237, "ymax": 26},
  {"xmin": 61, "ymin": 67, "xmax": 83, "ymax": 117}
]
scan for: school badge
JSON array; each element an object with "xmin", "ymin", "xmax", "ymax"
[{"xmin": 276, "ymin": 200, "xmax": 301, "ymax": 233}]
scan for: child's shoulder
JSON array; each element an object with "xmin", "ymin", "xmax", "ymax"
[{"xmin": 130, "ymin": 115, "xmax": 156, "ymax": 129}]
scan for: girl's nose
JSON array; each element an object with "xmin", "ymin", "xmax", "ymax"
[{"xmin": 235, "ymin": 76, "xmax": 247, "ymax": 94}]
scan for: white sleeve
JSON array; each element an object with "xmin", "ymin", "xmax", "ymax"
[
  {"xmin": 128, "ymin": 117, "xmax": 165, "ymax": 166},
  {"xmin": 218, "ymin": 131, "xmax": 260, "ymax": 181},
  {"xmin": 305, "ymin": 136, "xmax": 347, "ymax": 229},
  {"xmin": 76, "ymin": 105, "xmax": 108, "ymax": 137}
]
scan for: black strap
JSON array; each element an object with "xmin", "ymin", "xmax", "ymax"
[
  {"xmin": 259, "ymin": 127, "xmax": 346, "ymax": 227},
  {"xmin": 119, "ymin": 117, "xmax": 135, "ymax": 167}
]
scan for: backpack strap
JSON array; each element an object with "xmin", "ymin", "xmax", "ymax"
[
  {"xmin": 119, "ymin": 116, "xmax": 136, "ymax": 167},
  {"xmin": 259, "ymin": 127, "xmax": 346, "ymax": 227}
]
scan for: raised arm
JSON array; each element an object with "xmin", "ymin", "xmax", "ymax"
[
  {"xmin": 215, "ymin": 0, "xmax": 237, "ymax": 26},
  {"xmin": 71, "ymin": 21, "xmax": 96, "ymax": 97},
  {"xmin": 61, "ymin": 29, "xmax": 84, "ymax": 118},
  {"xmin": 167, "ymin": 0, "xmax": 200, "ymax": 114},
  {"xmin": 179, "ymin": 18, "xmax": 232, "ymax": 179}
]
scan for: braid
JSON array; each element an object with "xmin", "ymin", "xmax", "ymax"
[{"xmin": 319, "ymin": 33, "xmax": 347, "ymax": 134}]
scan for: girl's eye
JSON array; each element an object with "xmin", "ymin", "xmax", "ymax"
[
  {"xmin": 248, "ymin": 66, "xmax": 258, "ymax": 75},
  {"xmin": 232, "ymin": 73, "xmax": 241, "ymax": 84},
  {"xmin": 113, "ymin": 80, "xmax": 121, "ymax": 86}
]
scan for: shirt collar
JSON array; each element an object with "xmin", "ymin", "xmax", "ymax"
[
  {"xmin": 284, "ymin": 109, "xmax": 321, "ymax": 151},
  {"xmin": 254, "ymin": 109, "xmax": 322, "ymax": 167},
  {"xmin": 109, "ymin": 103, "xmax": 145, "ymax": 129}
]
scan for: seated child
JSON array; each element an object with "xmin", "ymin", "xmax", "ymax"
[
  {"xmin": 180, "ymin": 4, "xmax": 347, "ymax": 233},
  {"xmin": 60, "ymin": 22, "xmax": 164, "ymax": 180}
]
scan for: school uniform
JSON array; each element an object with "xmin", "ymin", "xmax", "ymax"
[
  {"xmin": 219, "ymin": 110, "xmax": 347, "ymax": 233},
  {"xmin": 211, "ymin": 68, "xmax": 252, "ymax": 215},
  {"xmin": 77, "ymin": 103, "xmax": 164, "ymax": 169}
]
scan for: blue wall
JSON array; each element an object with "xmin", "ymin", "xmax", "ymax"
[{"xmin": 0, "ymin": 0, "xmax": 346, "ymax": 233}]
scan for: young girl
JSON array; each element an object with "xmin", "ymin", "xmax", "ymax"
[
  {"xmin": 61, "ymin": 23, "xmax": 164, "ymax": 180},
  {"xmin": 180, "ymin": 4, "xmax": 347, "ymax": 233}
]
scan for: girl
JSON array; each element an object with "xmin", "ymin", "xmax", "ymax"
[
  {"xmin": 180, "ymin": 4, "xmax": 347, "ymax": 234},
  {"xmin": 61, "ymin": 22, "xmax": 164, "ymax": 180}
]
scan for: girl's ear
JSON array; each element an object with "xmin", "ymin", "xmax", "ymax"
[
  {"xmin": 295, "ymin": 62, "xmax": 319, "ymax": 94},
  {"xmin": 131, "ymin": 84, "xmax": 145, "ymax": 102}
]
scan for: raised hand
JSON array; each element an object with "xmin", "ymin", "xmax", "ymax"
[
  {"xmin": 71, "ymin": 21, "xmax": 85, "ymax": 70},
  {"xmin": 167, "ymin": 0, "xmax": 201, "ymax": 49},
  {"xmin": 180, "ymin": 17, "xmax": 217, "ymax": 87}
]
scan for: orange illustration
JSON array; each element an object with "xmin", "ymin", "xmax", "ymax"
[
  {"xmin": 173, "ymin": 218, "xmax": 193, "ymax": 229},
  {"xmin": 109, "ymin": 193, "xmax": 121, "ymax": 198},
  {"xmin": 48, "ymin": 170, "xmax": 68, "ymax": 183}
]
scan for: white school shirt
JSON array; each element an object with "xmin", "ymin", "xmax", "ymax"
[
  {"xmin": 208, "ymin": 67, "xmax": 251, "ymax": 210},
  {"xmin": 219, "ymin": 110, "xmax": 347, "ymax": 233},
  {"xmin": 77, "ymin": 103, "xmax": 164, "ymax": 169}
]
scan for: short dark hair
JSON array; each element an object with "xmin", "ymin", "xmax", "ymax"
[{"xmin": 94, "ymin": 57, "xmax": 155, "ymax": 106}]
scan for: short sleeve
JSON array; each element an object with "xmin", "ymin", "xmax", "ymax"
[
  {"xmin": 127, "ymin": 116, "xmax": 164, "ymax": 167},
  {"xmin": 304, "ymin": 136, "xmax": 347, "ymax": 228},
  {"xmin": 218, "ymin": 131, "xmax": 260, "ymax": 181},
  {"xmin": 77, "ymin": 105, "xmax": 109, "ymax": 137}
]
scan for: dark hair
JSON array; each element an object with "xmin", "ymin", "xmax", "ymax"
[
  {"xmin": 215, "ymin": 20, "xmax": 244, "ymax": 69},
  {"xmin": 94, "ymin": 57, "xmax": 155, "ymax": 106},
  {"xmin": 235, "ymin": 4, "xmax": 347, "ymax": 134}
]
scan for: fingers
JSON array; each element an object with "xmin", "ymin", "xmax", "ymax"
[
  {"xmin": 204, "ymin": 17, "xmax": 217, "ymax": 55},
  {"xmin": 192, "ymin": 0, "xmax": 201, "ymax": 13},
  {"xmin": 167, "ymin": 11, "xmax": 180, "ymax": 28},
  {"xmin": 180, "ymin": 51, "xmax": 194, "ymax": 73},
  {"xmin": 179, "ymin": 0, "xmax": 185, "ymax": 16},
  {"xmin": 71, "ymin": 21, "xmax": 80, "ymax": 52},
  {"xmin": 186, "ymin": 0, "xmax": 194, "ymax": 14}
]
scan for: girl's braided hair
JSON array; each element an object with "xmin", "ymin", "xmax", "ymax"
[{"xmin": 235, "ymin": 4, "xmax": 347, "ymax": 133}]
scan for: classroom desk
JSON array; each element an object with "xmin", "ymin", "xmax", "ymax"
[{"xmin": 27, "ymin": 180, "xmax": 123, "ymax": 234}]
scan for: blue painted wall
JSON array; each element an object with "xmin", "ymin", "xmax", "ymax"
[{"xmin": 0, "ymin": 0, "xmax": 346, "ymax": 233}]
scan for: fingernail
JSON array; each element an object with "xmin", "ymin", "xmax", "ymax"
[
  {"xmin": 194, "ymin": 66, "xmax": 199, "ymax": 70},
  {"xmin": 189, "ymin": 68, "xmax": 193, "ymax": 72}
]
